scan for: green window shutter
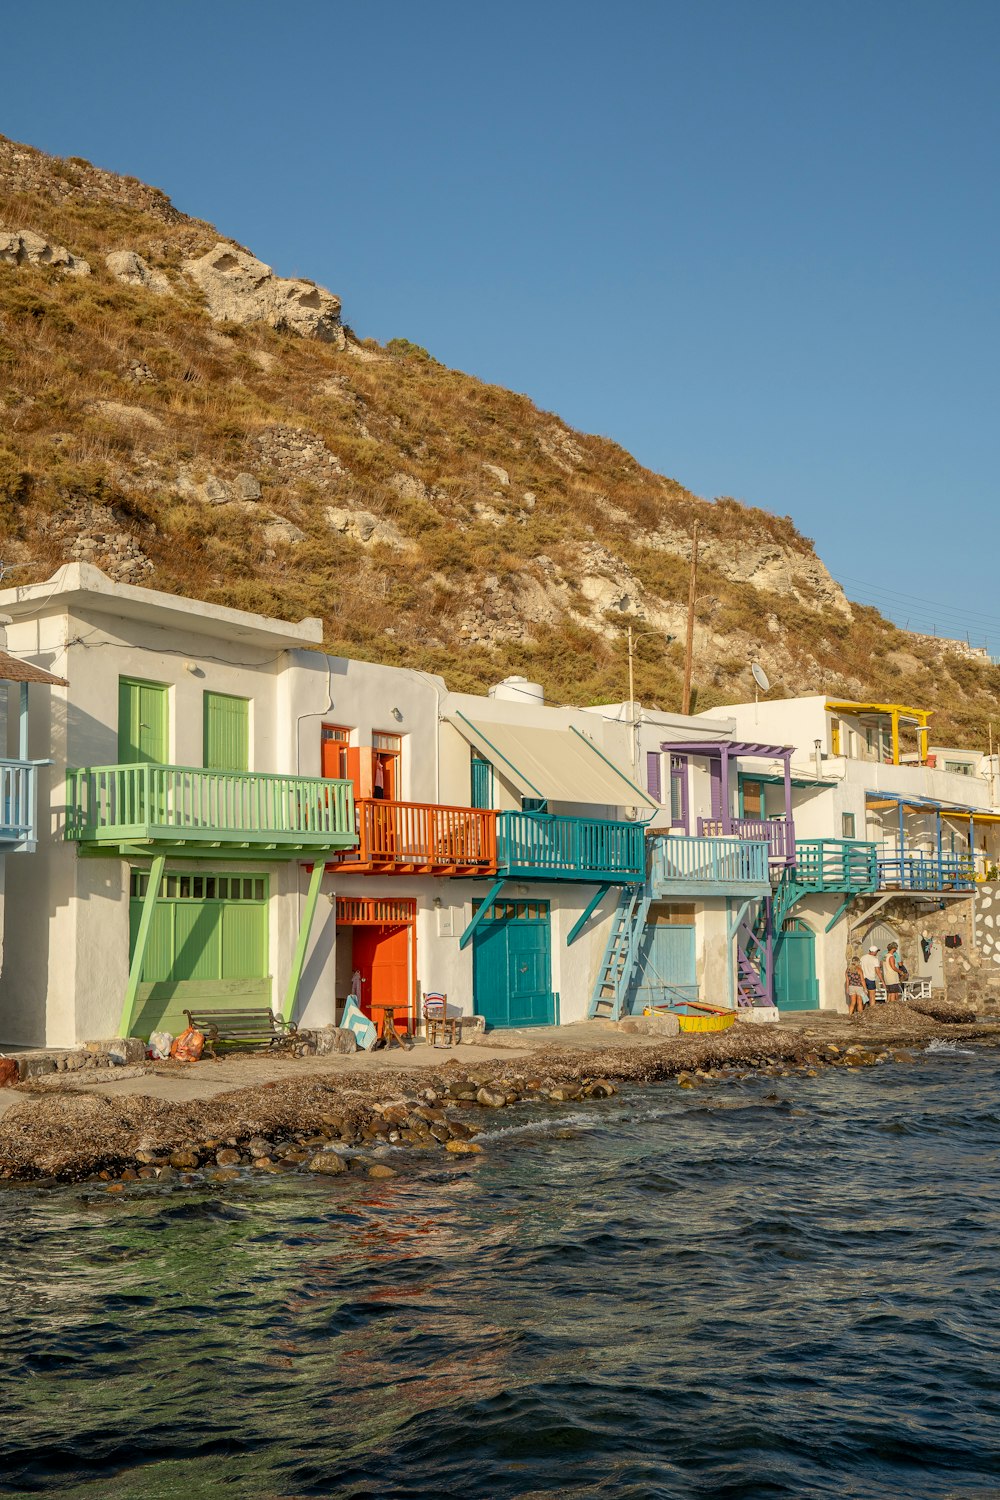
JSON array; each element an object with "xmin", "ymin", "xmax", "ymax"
[
  {"xmin": 119, "ymin": 678, "xmax": 168, "ymax": 765},
  {"xmin": 204, "ymin": 692, "xmax": 249, "ymax": 771},
  {"xmin": 471, "ymin": 753, "xmax": 493, "ymax": 809}
]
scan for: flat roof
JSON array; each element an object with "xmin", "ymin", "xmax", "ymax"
[{"xmin": 0, "ymin": 565, "xmax": 324, "ymax": 649}]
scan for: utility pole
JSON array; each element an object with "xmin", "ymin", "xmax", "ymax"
[
  {"xmin": 681, "ymin": 523, "xmax": 699, "ymax": 716},
  {"xmin": 627, "ymin": 623, "xmax": 636, "ymax": 720}
]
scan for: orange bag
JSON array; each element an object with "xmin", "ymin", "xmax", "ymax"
[{"xmin": 170, "ymin": 1026, "xmax": 205, "ymax": 1062}]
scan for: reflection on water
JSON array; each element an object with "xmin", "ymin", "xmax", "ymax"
[{"xmin": 3, "ymin": 1051, "xmax": 1000, "ymax": 1498}]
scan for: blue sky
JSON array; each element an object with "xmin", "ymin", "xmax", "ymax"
[{"xmin": 4, "ymin": 1, "xmax": 998, "ymax": 649}]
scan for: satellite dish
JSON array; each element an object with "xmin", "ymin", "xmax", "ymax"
[{"xmin": 751, "ymin": 662, "xmax": 771, "ymax": 694}]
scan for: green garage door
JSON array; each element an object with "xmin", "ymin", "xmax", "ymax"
[
  {"xmin": 774, "ymin": 920, "xmax": 819, "ymax": 1010},
  {"xmin": 128, "ymin": 870, "xmax": 270, "ymax": 1037},
  {"xmin": 473, "ymin": 898, "xmax": 555, "ymax": 1028}
]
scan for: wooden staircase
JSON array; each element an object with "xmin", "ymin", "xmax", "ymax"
[
  {"xmin": 735, "ymin": 897, "xmax": 773, "ymax": 1007},
  {"xmin": 589, "ymin": 886, "xmax": 651, "ymax": 1020}
]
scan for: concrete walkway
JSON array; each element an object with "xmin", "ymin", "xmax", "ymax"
[{"xmin": 0, "ymin": 1021, "xmax": 663, "ymax": 1114}]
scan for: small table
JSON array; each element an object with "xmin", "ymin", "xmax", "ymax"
[{"xmin": 370, "ymin": 1002, "xmax": 412, "ymax": 1050}]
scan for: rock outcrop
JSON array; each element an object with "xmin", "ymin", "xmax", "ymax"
[
  {"xmin": 183, "ymin": 242, "xmax": 344, "ymax": 344},
  {"xmin": 104, "ymin": 250, "xmax": 170, "ymax": 294},
  {"xmin": 0, "ymin": 226, "xmax": 90, "ymax": 275}
]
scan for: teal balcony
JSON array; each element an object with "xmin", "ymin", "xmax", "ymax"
[
  {"xmin": 650, "ymin": 834, "xmax": 770, "ymax": 897},
  {"xmin": 793, "ymin": 838, "xmax": 879, "ymax": 894},
  {"xmin": 66, "ymin": 764, "xmax": 358, "ymax": 857},
  {"xmin": 496, "ymin": 811, "xmax": 645, "ymax": 883}
]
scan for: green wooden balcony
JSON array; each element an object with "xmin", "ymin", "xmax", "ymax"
[
  {"xmin": 496, "ymin": 811, "xmax": 645, "ymax": 883},
  {"xmin": 66, "ymin": 764, "xmax": 358, "ymax": 857}
]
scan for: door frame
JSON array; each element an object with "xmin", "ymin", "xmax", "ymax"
[{"xmin": 472, "ymin": 897, "xmax": 556, "ymax": 1028}]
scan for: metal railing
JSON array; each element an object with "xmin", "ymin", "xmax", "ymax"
[
  {"xmin": 497, "ymin": 811, "xmax": 645, "ymax": 881},
  {"xmin": 333, "ymin": 798, "xmax": 497, "ymax": 871},
  {"xmin": 0, "ymin": 758, "xmax": 38, "ymax": 847},
  {"xmin": 877, "ymin": 851, "xmax": 976, "ymax": 892},
  {"xmin": 66, "ymin": 764, "xmax": 356, "ymax": 845},
  {"xmin": 651, "ymin": 834, "xmax": 769, "ymax": 889},
  {"xmin": 697, "ymin": 816, "xmax": 794, "ymax": 861}
]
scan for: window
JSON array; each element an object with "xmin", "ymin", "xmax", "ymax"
[
  {"xmin": 741, "ymin": 778, "xmax": 763, "ymax": 818},
  {"xmin": 842, "ymin": 812, "xmax": 856, "ymax": 839},
  {"xmin": 321, "ymin": 724, "xmax": 351, "ymax": 779},
  {"xmin": 130, "ymin": 871, "xmax": 266, "ymax": 902},
  {"xmin": 944, "ymin": 760, "xmax": 973, "ymax": 777},
  {"xmin": 669, "ymin": 756, "xmax": 688, "ymax": 831},
  {"xmin": 471, "ymin": 753, "xmax": 493, "ymax": 809},
  {"xmin": 372, "ymin": 731, "xmax": 401, "ymax": 800},
  {"xmin": 522, "ymin": 797, "xmax": 548, "ymax": 812}
]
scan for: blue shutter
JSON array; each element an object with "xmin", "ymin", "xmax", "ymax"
[{"xmin": 646, "ymin": 751, "xmax": 662, "ymax": 802}]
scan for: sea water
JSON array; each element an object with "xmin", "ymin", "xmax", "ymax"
[{"xmin": 2, "ymin": 1048, "xmax": 1000, "ymax": 1498}]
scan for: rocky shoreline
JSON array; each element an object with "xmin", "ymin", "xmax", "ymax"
[{"xmin": 2, "ymin": 1011, "xmax": 998, "ymax": 1188}]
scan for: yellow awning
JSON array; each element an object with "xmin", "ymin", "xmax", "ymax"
[{"xmin": 448, "ymin": 712, "xmax": 657, "ymax": 810}]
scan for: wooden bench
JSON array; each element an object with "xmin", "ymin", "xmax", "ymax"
[{"xmin": 183, "ymin": 1007, "xmax": 307, "ymax": 1059}]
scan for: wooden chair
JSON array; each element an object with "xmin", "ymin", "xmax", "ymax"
[{"xmin": 423, "ymin": 992, "xmax": 460, "ymax": 1047}]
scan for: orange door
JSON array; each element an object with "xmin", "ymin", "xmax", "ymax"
[{"xmin": 351, "ymin": 925, "xmax": 410, "ymax": 1025}]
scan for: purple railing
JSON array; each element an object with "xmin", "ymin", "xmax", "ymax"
[{"xmin": 698, "ymin": 816, "xmax": 794, "ymax": 862}]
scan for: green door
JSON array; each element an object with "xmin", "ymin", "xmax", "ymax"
[
  {"xmin": 774, "ymin": 921, "xmax": 819, "ymax": 1010},
  {"xmin": 473, "ymin": 898, "xmax": 555, "ymax": 1027},
  {"xmin": 204, "ymin": 692, "xmax": 250, "ymax": 772},
  {"xmin": 633, "ymin": 921, "xmax": 697, "ymax": 1010},
  {"xmin": 471, "ymin": 753, "xmax": 493, "ymax": 810},
  {"xmin": 118, "ymin": 678, "xmax": 168, "ymax": 764},
  {"xmin": 128, "ymin": 871, "xmax": 269, "ymax": 1036}
]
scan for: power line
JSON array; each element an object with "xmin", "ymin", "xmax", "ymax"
[{"xmin": 839, "ymin": 573, "xmax": 1000, "ymax": 631}]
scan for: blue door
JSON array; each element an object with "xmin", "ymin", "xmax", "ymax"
[
  {"xmin": 473, "ymin": 899, "xmax": 555, "ymax": 1027},
  {"xmin": 774, "ymin": 921, "xmax": 818, "ymax": 1010},
  {"xmin": 632, "ymin": 921, "xmax": 697, "ymax": 1010}
]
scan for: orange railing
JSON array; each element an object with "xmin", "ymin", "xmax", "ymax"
[{"xmin": 330, "ymin": 799, "xmax": 497, "ymax": 875}]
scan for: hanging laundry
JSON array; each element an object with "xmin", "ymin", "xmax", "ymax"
[
  {"xmin": 944, "ymin": 933, "xmax": 963, "ymax": 949},
  {"xmin": 921, "ymin": 936, "xmax": 933, "ymax": 963},
  {"xmin": 373, "ymin": 755, "xmax": 386, "ymax": 798}
]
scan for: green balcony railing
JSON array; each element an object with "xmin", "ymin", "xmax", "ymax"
[
  {"xmin": 496, "ymin": 811, "xmax": 645, "ymax": 882},
  {"xmin": 66, "ymin": 764, "xmax": 357, "ymax": 852},
  {"xmin": 651, "ymin": 834, "xmax": 770, "ymax": 895}
]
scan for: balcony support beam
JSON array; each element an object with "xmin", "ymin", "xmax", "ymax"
[
  {"xmin": 566, "ymin": 884, "xmax": 611, "ymax": 946},
  {"xmin": 118, "ymin": 853, "xmax": 165, "ymax": 1040},
  {"xmin": 460, "ymin": 880, "xmax": 506, "ymax": 950},
  {"xmin": 283, "ymin": 860, "xmax": 326, "ymax": 1024},
  {"xmin": 824, "ymin": 895, "xmax": 855, "ymax": 933}
]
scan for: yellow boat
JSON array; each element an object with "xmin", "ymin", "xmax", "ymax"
[{"xmin": 676, "ymin": 1011, "xmax": 737, "ymax": 1033}]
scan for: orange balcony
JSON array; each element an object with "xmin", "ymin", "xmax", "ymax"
[{"xmin": 328, "ymin": 799, "xmax": 498, "ymax": 876}]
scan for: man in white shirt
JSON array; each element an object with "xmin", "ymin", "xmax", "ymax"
[{"xmin": 860, "ymin": 945, "xmax": 883, "ymax": 1005}]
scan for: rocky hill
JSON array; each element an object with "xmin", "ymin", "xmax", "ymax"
[{"xmin": 0, "ymin": 133, "xmax": 996, "ymax": 743}]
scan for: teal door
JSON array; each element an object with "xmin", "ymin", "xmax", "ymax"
[
  {"xmin": 774, "ymin": 921, "xmax": 818, "ymax": 1010},
  {"xmin": 633, "ymin": 921, "xmax": 697, "ymax": 1010},
  {"xmin": 473, "ymin": 898, "xmax": 555, "ymax": 1027}
]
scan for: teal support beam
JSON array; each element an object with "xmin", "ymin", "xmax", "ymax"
[
  {"xmin": 283, "ymin": 861, "xmax": 327, "ymax": 1023},
  {"xmin": 727, "ymin": 898, "xmax": 753, "ymax": 942},
  {"xmin": 825, "ymin": 895, "xmax": 854, "ymax": 933},
  {"xmin": 567, "ymin": 883, "xmax": 611, "ymax": 945},
  {"xmin": 118, "ymin": 853, "xmax": 165, "ymax": 1038},
  {"xmin": 460, "ymin": 879, "xmax": 505, "ymax": 950}
]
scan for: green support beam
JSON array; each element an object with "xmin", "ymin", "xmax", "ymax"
[
  {"xmin": 118, "ymin": 852, "xmax": 165, "ymax": 1039},
  {"xmin": 282, "ymin": 861, "xmax": 327, "ymax": 1023},
  {"xmin": 566, "ymin": 883, "xmax": 611, "ymax": 945},
  {"xmin": 824, "ymin": 895, "xmax": 854, "ymax": 933},
  {"xmin": 459, "ymin": 880, "xmax": 506, "ymax": 950}
]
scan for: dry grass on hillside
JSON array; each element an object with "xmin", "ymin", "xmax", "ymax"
[{"xmin": 1, "ymin": 134, "xmax": 998, "ymax": 741}]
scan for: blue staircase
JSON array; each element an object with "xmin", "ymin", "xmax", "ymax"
[{"xmin": 589, "ymin": 885, "xmax": 651, "ymax": 1020}]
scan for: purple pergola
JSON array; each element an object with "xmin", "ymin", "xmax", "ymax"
[{"xmin": 659, "ymin": 740, "xmax": 797, "ymax": 865}]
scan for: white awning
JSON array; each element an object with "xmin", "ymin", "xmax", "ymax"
[{"xmin": 448, "ymin": 711, "xmax": 657, "ymax": 811}]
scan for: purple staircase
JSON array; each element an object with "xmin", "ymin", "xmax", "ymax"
[{"xmin": 735, "ymin": 898, "xmax": 775, "ymax": 1007}]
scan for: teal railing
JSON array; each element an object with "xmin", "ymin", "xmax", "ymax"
[
  {"xmin": 0, "ymin": 758, "xmax": 39, "ymax": 848},
  {"xmin": 793, "ymin": 838, "xmax": 879, "ymax": 893},
  {"xmin": 496, "ymin": 811, "xmax": 645, "ymax": 882},
  {"xmin": 66, "ymin": 764, "xmax": 356, "ymax": 847},
  {"xmin": 877, "ymin": 850, "xmax": 975, "ymax": 892},
  {"xmin": 651, "ymin": 834, "xmax": 769, "ymax": 891}
]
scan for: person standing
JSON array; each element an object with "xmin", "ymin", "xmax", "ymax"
[
  {"xmin": 845, "ymin": 954, "xmax": 867, "ymax": 1016},
  {"xmin": 883, "ymin": 942, "xmax": 903, "ymax": 1002},
  {"xmin": 860, "ymin": 944, "xmax": 883, "ymax": 1005}
]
